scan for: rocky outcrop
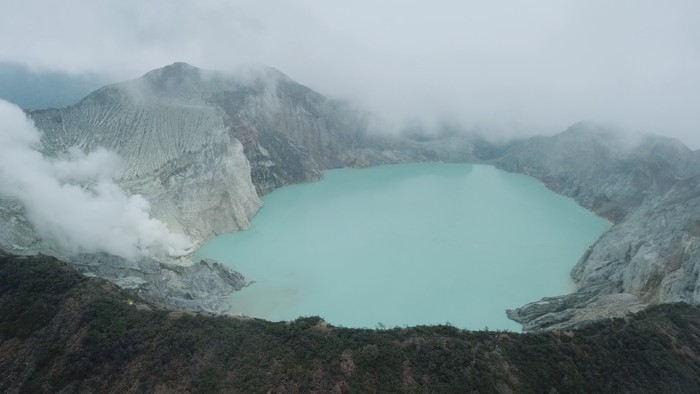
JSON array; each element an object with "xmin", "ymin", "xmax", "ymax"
[
  {"xmin": 0, "ymin": 198, "xmax": 40, "ymax": 254},
  {"xmin": 499, "ymin": 123, "xmax": 700, "ymax": 330},
  {"xmin": 69, "ymin": 254, "xmax": 248, "ymax": 313}
]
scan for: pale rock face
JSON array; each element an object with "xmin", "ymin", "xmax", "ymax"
[
  {"xmin": 30, "ymin": 63, "xmax": 263, "ymax": 244},
  {"xmin": 0, "ymin": 63, "xmax": 266, "ymax": 312},
  {"xmin": 0, "ymin": 198, "xmax": 42, "ymax": 254},
  {"xmin": 500, "ymin": 124, "xmax": 700, "ymax": 331},
  {"xmin": 121, "ymin": 132, "xmax": 261, "ymax": 242},
  {"xmin": 574, "ymin": 175, "xmax": 700, "ymax": 306}
]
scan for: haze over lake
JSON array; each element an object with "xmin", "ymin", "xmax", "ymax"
[{"xmin": 197, "ymin": 163, "xmax": 609, "ymax": 331}]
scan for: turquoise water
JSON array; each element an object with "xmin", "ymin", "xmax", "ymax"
[{"xmin": 197, "ymin": 163, "xmax": 609, "ymax": 331}]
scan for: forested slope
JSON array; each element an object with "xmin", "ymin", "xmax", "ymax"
[{"xmin": 2, "ymin": 252, "xmax": 700, "ymax": 393}]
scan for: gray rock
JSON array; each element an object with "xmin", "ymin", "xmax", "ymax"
[
  {"xmin": 68, "ymin": 253, "xmax": 248, "ymax": 313},
  {"xmin": 30, "ymin": 63, "xmax": 263, "ymax": 241},
  {"xmin": 494, "ymin": 122, "xmax": 700, "ymax": 222},
  {"xmin": 0, "ymin": 197, "xmax": 41, "ymax": 254},
  {"xmin": 498, "ymin": 123, "xmax": 700, "ymax": 330}
]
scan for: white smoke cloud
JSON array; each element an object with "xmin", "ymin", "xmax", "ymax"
[{"xmin": 0, "ymin": 100, "xmax": 193, "ymax": 260}]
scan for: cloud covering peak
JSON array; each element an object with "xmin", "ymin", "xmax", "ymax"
[
  {"xmin": 0, "ymin": 100, "xmax": 193, "ymax": 260},
  {"xmin": 1, "ymin": 1, "xmax": 699, "ymax": 147}
]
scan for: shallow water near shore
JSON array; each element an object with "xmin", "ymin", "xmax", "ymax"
[{"xmin": 197, "ymin": 163, "xmax": 609, "ymax": 331}]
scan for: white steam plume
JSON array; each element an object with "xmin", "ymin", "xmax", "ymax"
[{"xmin": 0, "ymin": 100, "xmax": 193, "ymax": 260}]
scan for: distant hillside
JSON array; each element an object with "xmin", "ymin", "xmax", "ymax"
[
  {"xmin": 2, "ymin": 252, "xmax": 700, "ymax": 393},
  {"xmin": 0, "ymin": 62, "xmax": 105, "ymax": 109}
]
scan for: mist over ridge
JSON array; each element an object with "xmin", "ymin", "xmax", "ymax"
[{"xmin": 1, "ymin": 1, "xmax": 699, "ymax": 148}]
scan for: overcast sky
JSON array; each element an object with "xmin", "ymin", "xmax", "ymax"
[{"xmin": 2, "ymin": 1, "xmax": 699, "ymax": 147}]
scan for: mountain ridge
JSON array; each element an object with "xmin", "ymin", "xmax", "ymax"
[
  {"xmin": 494, "ymin": 123, "xmax": 700, "ymax": 330},
  {"xmin": 1, "ymin": 62, "xmax": 437, "ymax": 313},
  {"xmin": 3, "ymin": 62, "xmax": 700, "ymax": 330}
]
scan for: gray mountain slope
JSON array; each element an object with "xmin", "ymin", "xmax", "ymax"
[
  {"xmin": 29, "ymin": 63, "xmax": 262, "ymax": 242},
  {"xmin": 496, "ymin": 122, "xmax": 700, "ymax": 222},
  {"xmin": 1, "ymin": 62, "xmax": 434, "ymax": 312},
  {"xmin": 496, "ymin": 123, "xmax": 700, "ymax": 330}
]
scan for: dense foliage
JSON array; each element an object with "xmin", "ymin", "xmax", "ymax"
[{"xmin": 2, "ymin": 252, "xmax": 700, "ymax": 393}]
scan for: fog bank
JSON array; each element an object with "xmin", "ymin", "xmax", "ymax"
[{"xmin": 1, "ymin": 1, "xmax": 699, "ymax": 147}]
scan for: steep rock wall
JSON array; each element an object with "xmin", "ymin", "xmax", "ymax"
[{"xmin": 499, "ymin": 124, "xmax": 700, "ymax": 330}]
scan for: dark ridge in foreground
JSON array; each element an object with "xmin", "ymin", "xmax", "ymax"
[{"xmin": 3, "ymin": 252, "xmax": 700, "ymax": 393}]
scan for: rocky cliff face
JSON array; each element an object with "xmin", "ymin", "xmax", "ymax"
[
  {"xmin": 0, "ymin": 62, "xmax": 434, "ymax": 313},
  {"xmin": 30, "ymin": 63, "xmax": 263, "ymax": 241},
  {"xmin": 497, "ymin": 123, "xmax": 700, "ymax": 330}
]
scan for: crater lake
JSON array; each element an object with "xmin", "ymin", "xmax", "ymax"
[{"xmin": 197, "ymin": 163, "xmax": 610, "ymax": 331}]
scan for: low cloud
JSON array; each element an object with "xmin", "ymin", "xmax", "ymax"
[
  {"xmin": 1, "ymin": 1, "xmax": 699, "ymax": 147},
  {"xmin": 0, "ymin": 100, "xmax": 193, "ymax": 260}
]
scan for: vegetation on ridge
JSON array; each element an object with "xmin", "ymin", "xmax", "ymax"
[{"xmin": 2, "ymin": 251, "xmax": 700, "ymax": 393}]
